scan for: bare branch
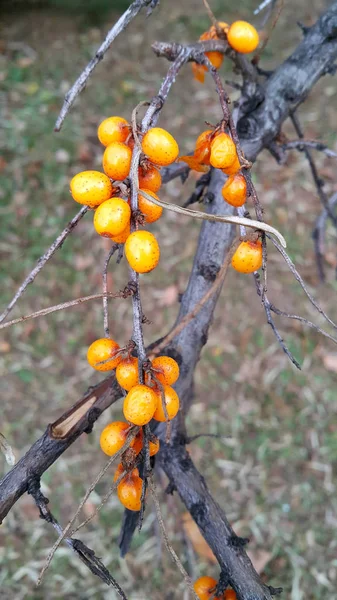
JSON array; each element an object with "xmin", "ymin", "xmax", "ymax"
[{"xmin": 282, "ymin": 139, "xmax": 337, "ymax": 159}]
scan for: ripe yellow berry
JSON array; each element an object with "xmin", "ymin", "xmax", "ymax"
[
  {"xmin": 110, "ymin": 224, "xmax": 131, "ymax": 244},
  {"xmin": 142, "ymin": 127, "xmax": 179, "ymax": 167},
  {"xmin": 117, "ymin": 470, "xmax": 143, "ymax": 511},
  {"xmin": 116, "ymin": 357, "xmax": 139, "ymax": 391},
  {"xmin": 103, "ymin": 142, "xmax": 132, "ymax": 180},
  {"xmin": 227, "ymin": 21, "xmax": 259, "ymax": 54},
  {"xmin": 125, "ymin": 230, "xmax": 160, "ymax": 274},
  {"xmin": 225, "ymin": 590, "xmax": 237, "ymax": 600},
  {"xmin": 231, "ymin": 240, "xmax": 263, "ymax": 273},
  {"xmin": 151, "ymin": 356, "xmax": 180, "ymax": 386},
  {"xmin": 97, "ymin": 116, "xmax": 129, "ymax": 146},
  {"xmin": 93, "ymin": 197, "xmax": 131, "ymax": 238},
  {"xmin": 153, "ymin": 385, "xmax": 180, "ymax": 422},
  {"xmin": 87, "ymin": 338, "xmax": 121, "ymax": 371},
  {"xmin": 193, "ymin": 576, "xmax": 218, "ymax": 600},
  {"xmin": 133, "ymin": 430, "xmax": 160, "ymax": 457},
  {"xmin": 99, "ymin": 421, "xmax": 131, "ymax": 456},
  {"xmin": 70, "ymin": 171, "xmax": 114, "ymax": 208},
  {"xmin": 138, "ymin": 164, "xmax": 162, "ymax": 192},
  {"xmin": 137, "ymin": 189, "xmax": 163, "ymax": 223},
  {"xmin": 210, "ymin": 133, "xmax": 237, "ymax": 170},
  {"xmin": 222, "ymin": 154, "xmax": 241, "ymax": 176},
  {"xmin": 221, "ymin": 174, "xmax": 247, "ymax": 207},
  {"xmin": 123, "ymin": 384, "xmax": 158, "ymax": 426}
]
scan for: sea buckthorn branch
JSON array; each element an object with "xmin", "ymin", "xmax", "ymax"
[
  {"xmin": 281, "ymin": 139, "xmax": 337, "ymax": 159},
  {"xmin": 0, "ymin": 206, "xmax": 88, "ymax": 324},
  {"xmin": 27, "ymin": 478, "xmax": 128, "ymax": 598},
  {"xmin": 54, "ymin": 0, "xmax": 160, "ymax": 132}
]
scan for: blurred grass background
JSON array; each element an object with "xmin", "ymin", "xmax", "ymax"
[{"xmin": 1, "ymin": 0, "xmax": 337, "ymax": 598}]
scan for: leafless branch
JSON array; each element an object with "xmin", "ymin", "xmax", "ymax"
[{"xmin": 282, "ymin": 139, "xmax": 337, "ymax": 159}]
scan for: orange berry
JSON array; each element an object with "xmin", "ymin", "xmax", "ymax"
[
  {"xmin": 87, "ymin": 337, "xmax": 121, "ymax": 372},
  {"xmin": 209, "ymin": 21, "xmax": 229, "ymax": 38},
  {"xmin": 125, "ymin": 230, "xmax": 160, "ymax": 274},
  {"xmin": 133, "ymin": 430, "xmax": 160, "ymax": 457},
  {"xmin": 99, "ymin": 421, "xmax": 131, "ymax": 456},
  {"xmin": 151, "ymin": 356, "xmax": 180, "ymax": 386},
  {"xmin": 93, "ymin": 197, "xmax": 131, "ymax": 238},
  {"xmin": 210, "ymin": 133, "xmax": 237, "ymax": 170},
  {"xmin": 70, "ymin": 170, "xmax": 114, "ymax": 208},
  {"xmin": 193, "ymin": 576, "xmax": 218, "ymax": 600},
  {"xmin": 113, "ymin": 462, "xmax": 125, "ymax": 482},
  {"xmin": 224, "ymin": 590, "xmax": 237, "ymax": 600},
  {"xmin": 138, "ymin": 165, "xmax": 162, "ymax": 193},
  {"xmin": 123, "ymin": 384, "xmax": 158, "ymax": 426},
  {"xmin": 231, "ymin": 240, "xmax": 262, "ymax": 273},
  {"xmin": 116, "ymin": 357, "xmax": 139, "ymax": 391},
  {"xmin": 153, "ymin": 385, "xmax": 180, "ymax": 422},
  {"xmin": 192, "ymin": 62, "xmax": 207, "ymax": 83},
  {"xmin": 205, "ymin": 51, "xmax": 223, "ymax": 69},
  {"xmin": 97, "ymin": 116, "xmax": 130, "ymax": 146},
  {"xmin": 117, "ymin": 470, "xmax": 143, "ymax": 511},
  {"xmin": 110, "ymin": 224, "xmax": 131, "ymax": 244},
  {"xmin": 142, "ymin": 127, "xmax": 179, "ymax": 167},
  {"xmin": 194, "ymin": 129, "xmax": 213, "ymax": 165},
  {"xmin": 227, "ymin": 21, "xmax": 259, "ymax": 54},
  {"xmin": 137, "ymin": 189, "xmax": 163, "ymax": 223},
  {"xmin": 222, "ymin": 154, "xmax": 241, "ymax": 176},
  {"xmin": 178, "ymin": 155, "xmax": 209, "ymax": 172},
  {"xmin": 221, "ymin": 173, "xmax": 247, "ymax": 207},
  {"xmin": 103, "ymin": 142, "xmax": 132, "ymax": 180}
]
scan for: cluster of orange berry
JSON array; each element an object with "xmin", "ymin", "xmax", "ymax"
[
  {"xmin": 87, "ymin": 339, "xmax": 179, "ymax": 509},
  {"xmin": 194, "ymin": 576, "xmax": 237, "ymax": 600},
  {"xmin": 70, "ymin": 115, "xmax": 179, "ymax": 274},
  {"xmin": 180, "ymin": 127, "xmax": 262, "ymax": 274},
  {"xmin": 193, "ymin": 20, "xmax": 259, "ymax": 83}
]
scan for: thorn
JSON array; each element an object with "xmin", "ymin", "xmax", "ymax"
[{"xmin": 228, "ymin": 534, "xmax": 250, "ymax": 548}]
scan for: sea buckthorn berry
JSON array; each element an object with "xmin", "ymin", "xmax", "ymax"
[
  {"xmin": 222, "ymin": 154, "xmax": 241, "ymax": 176},
  {"xmin": 99, "ymin": 421, "xmax": 131, "ymax": 456},
  {"xmin": 224, "ymin": 590, "xmax": 237, "ymax": 600},
  {"xmin": 231, "ymin": 240, "xmax": 262, "ymax": 273},
  {"xmin": 70, "ymin": 171, "xmax": 114, "ymax": 208},
  {"xmin": 209, "ymin": 21, "xmax": 229, "ymax": 38},
  {"xmin": 133, "ymin": 430, "xmax": 160, "ymax": 457},
  {"xmin": 117, "ymin": 470, "xmax": 143, "ymax": 511},
  {"xmin": 138, "ymin": 165, "xmax": 162, "ymax": 193},
  {"xmin": 116, "ymin": 357, "xmax": 139, "ymax": 391},
  {"xmin": 192, "ymin": 62, "xmax": 207, "ymax": 83},
  {"xmin": 93, "ymin": 197, "xmax": 131, "ymax": 238},
  {"xmin": 153, "ymin": 385, "xmax": 180, "ymax": 422},
  {"xmin": 193, "ymin": 576, "xmax": 218, "ymax": 600},
  {"xmin": 113, "ymin": 462, "xmax": 125, "ymax": 482},
  {"xmin": 151, "ymin": 356, "xmax": 180, "ymax": 386},
  {"xmin": 210, "ymin": 133, "xmax": 237, "ymax": 170},
  {"xmin": 221, "ymin": 173, "xmax": 247, "ymax": 207},
  {"xmin": 137, "ymin": 189, "xmax": 163, "ymax": 223},
  {"xmin": 227, "ymin": 21, "xmax": 259, "ymax": 54},
  {"xmin": 194, "ymin": 129, "xmax": 213, "ymax": 165},
  {"xmin": 87, "ymin": 338, "xmax": 121, "ymax": 371},
  {"xmin": 111, "ymin": 224, "xmax": 131, "ymax": 244},
  {"xmin": 199, "ymin": 32, "xmax": 224, "ymax": 70},
  {"xmin": 123, "ymin": 384, "xmax": 158, "ymax": 426},
  {"xmin": 125, "ymin": 230, "xmax": 160, "ymax": 273},
  {"xmin": 98, "ymin": 116, "xmax": 130, "ymax": 146},
  {"xmin": 103, "ymin": 142, "xmax": 132, "ymax": 180},
  {"xmin": 141, "ymin": 127, "xmax": 179, "ymax": 167}
]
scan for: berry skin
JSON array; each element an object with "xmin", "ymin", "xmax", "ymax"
[
  {"xmin": 141, "ymin": 127, "xmax": 179, "ymax": 167},
  {"xmin": 224, "ymin": 590, "xmax": 237, "ymax": 600},
  {"xmin": 137, "ymin": 189, "xmax": 163, "ymax": 223},
  {"xmin": 116, "ymin": 357, "xmax": 139, "ymax": 391},
  {"xmin": 87, "ymin": 338, "xmax": 121, "ymax": 371},
  {"xmin": 123, "ymin": 384, "xmax": 158, "ymax": 426},
  {"xmin": 98, "ymin": 116, "xmax": 130, "ymax": 146},
  {"xmin": 231, "ymin": 240, "xmax": 262, "ymax": 273},
  {"xmin": 70, "ymin": 171, "xmax": 114, "ymax": 208},
  {"xmin": 151, "ymin": 356, "xmax": 180, "ymax": 386},
  {"xmin": 125, "ymin": 230, "xmax": 160, "ymax": 274},
  {"xmin": 193, "ymin": 576, "xmax": 218, "ymax": 600},
  {"xmin": 93, "ymin": 197, "xmax": 131, "ymax": 238},
  {"xmin": 103, "ymin": 142, "xmax": 132, "ymax": 180},
  {"xmin": 227, "ymin": 21, "xmax": 259, "ymax": 54},
  {"xmin": 113, "ymin": 462, "xmax": 125, "ymax": 482},
  {"xmin": 110, "ymin": 224, "xmax": 131, "ymax": 244},
  {"xmin": 210, "ymin": 133, "xmax": 237, "ymax": 170},
  {"xmin": 222, "ymin": 154, "xmax": 241, "ymax": 176},
  {"xmin": 221, "ymin": 174, "xmax": 247, "ymax": 207},
  {"xmin": 194, "ymin": 129, "xmax": 213, "ymax": 165},
  {"xmin": 117, "ymin": 470, "xmax": 143, "ymax": 511},
  {"xmin": 133, "ymin": 430, "xmax": 160, "ymax": 457},
  {"xmin": 138, "ymin": 165, "xmax": 162, "ymax": 193},
  {"xmin": 153, "ymin": 385, "xmax": 180, "ymax": 422},
  {"xmin": 192, "ymin": 62, "xmax": 207, "ymax": 83},
  {"xmin": 99, "ymin": 421, "xmax": 131, "ymax": 456},
  {"xmin": 200, "ymin": 31, "xmax": 223, "ymax": 70}
]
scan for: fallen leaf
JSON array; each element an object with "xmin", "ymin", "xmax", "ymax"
[
  {"xmin": 323, "ymin": 353, "xmax": 337, "ymax": 373},
  {"xmin": 182, "ymin": 512, "xmax": 217, "ymax": 563}
]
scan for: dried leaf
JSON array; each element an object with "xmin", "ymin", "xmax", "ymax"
[
  {"xmin": 182, "ymin": 512, "xmax": 217, "ymax": 563},
  {"xmin": 0, "ymin": 432, "xmax": 15, "ymax": 466}
]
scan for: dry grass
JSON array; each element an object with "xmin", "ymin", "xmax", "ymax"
[{"xmin": 1, "ymin": 1, "xmax": 337, "ymax": 598}]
